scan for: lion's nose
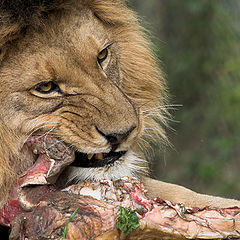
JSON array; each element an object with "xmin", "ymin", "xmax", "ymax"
[
  {"xmin": 96, "ymin": 125, "xmax": 136, "ymax": 150},
  {"xmin": 105, "ymin": 125, "xmax": 136, "ymax": 144}
]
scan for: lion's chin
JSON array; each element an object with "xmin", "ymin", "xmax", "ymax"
[{"xmin": 60, "ymin": 150, "xmax": 144, "ymax": 185}]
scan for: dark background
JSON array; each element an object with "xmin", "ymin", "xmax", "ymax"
[{"xmin": 129, "ymin": 0, "xmax": 240, "ymax": 199}]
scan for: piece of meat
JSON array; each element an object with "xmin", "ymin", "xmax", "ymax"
[
  {"xmin": 1, "ymin": 135, "xmax": 240, "ymax": 239},
  {"xmin": 8, "ymin": 178, "xmax": 240, "ymax": 240}
]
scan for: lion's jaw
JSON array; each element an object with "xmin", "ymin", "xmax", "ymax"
[{"xmin": 60, "ymin": 151, "xmax": 144, "ymax": 184}]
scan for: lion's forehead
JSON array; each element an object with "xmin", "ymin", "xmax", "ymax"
[
  {"xmin": 0, "ymin": 16, "xmax": 116, "ymax": 98},
  {"xmin": 5, "ymin": 10, "xmax": 108, "ymax": 70}
]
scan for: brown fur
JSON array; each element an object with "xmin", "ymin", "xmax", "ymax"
[{"xmin": 0, "ymin": 0, "xmax": 239, "ymax": 209}]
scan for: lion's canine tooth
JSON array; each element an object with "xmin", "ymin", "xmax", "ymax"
[
  {"xmin": 87, "ymin": 154, "xmax": 94, "ymax": 160},
  {"xmin": 95, "ymin": 153, "xmax": 103, "ymax": 160}
]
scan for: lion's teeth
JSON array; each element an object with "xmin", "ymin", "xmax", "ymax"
[
  {"xmin": 95, "ymin": 153, "xmax": 103, "ymax": 160},
  {"xmin": 87, "ymin": 154, "xmax": 94, "ymax": 160},
  {"xmin": 87, "ymin": 153, "xmax": 103, "ymax": 160}
]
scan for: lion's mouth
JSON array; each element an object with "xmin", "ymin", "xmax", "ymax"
[
  {"xmin": 72, "ymin": 151, "xmax": 127, "ymax": 168},
  {"xmin": 26, "ymin": 135, "xmax": 127, "ymax": 171}
]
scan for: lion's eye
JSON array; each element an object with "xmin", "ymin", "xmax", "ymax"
[
  {"xmin": 97, "ymin": 47, "xmax": 109, "ymax": 67},
  {"xmin": 35, "ymin": 81, "xmax": 60, "ymax": 94}
]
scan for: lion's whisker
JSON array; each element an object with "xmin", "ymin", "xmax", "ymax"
[{"xmin": 21, "ymin": 123, "xmax": 60, "ymax": 149}]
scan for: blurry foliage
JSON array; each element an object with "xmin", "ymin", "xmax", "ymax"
[{"xmin": 129, "ymin": 0, "xmax": 240, "ymax": 199}]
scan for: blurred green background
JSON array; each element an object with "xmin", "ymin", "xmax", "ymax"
[{"xmin": 129, "ymin": 0, "xmax": 240, "ymax": 199}]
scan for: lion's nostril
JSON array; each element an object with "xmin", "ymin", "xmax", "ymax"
[{"xmin": 106, "ymin": 135, "xmax": 118, "ymax": 144}]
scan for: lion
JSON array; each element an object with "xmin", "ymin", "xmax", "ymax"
[{"xmin": 0, "ymin": 0, "xmax": 239, "ymax": 214}]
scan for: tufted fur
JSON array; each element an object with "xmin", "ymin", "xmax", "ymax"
[{"xmin": 0, "ymin": 0, "xmax": 66, "ymax": 49}]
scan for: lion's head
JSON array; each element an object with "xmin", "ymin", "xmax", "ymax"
[{"xmin": 0, "ymin": 0, "xmax": 167, "ymax": 205}]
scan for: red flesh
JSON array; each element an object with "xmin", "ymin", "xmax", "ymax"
[{"xmin": 0, "ymin": 135, "xmax": 74, "ymax": 227}]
